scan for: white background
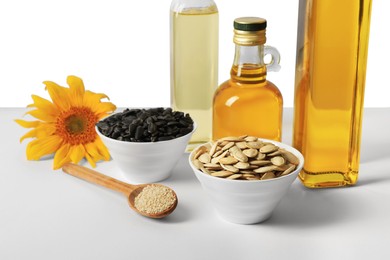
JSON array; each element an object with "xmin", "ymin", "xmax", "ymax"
[{"xmin": 0, "ymin": 0, "xmax": 388, "ymax": 108}]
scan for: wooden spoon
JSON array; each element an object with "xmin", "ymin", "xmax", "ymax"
[{"xmin": 62, "ymin": 163, "xmax": 178, "ymax": 218}]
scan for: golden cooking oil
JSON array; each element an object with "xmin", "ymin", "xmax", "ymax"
[
  {"xmin": 170, "ymin": 1, "xmax": 218, "ymax": 151},
  {"xmin": 213, "ymin": 17, "xmax": 283, "ymax": 141},
  {"xmin": 293, "ymin": 0, "xmax": 372, "ymax": 188}
]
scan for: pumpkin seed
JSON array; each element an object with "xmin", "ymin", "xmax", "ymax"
[
  {"xmin": 211, "ymin": 171, "xmax": 235, "ymax": 178},
  {"xmin": 211, "ymin": 150, "xmax": 228, "ymax": 164},
  {"xmin": 236, "ymin": 141, "xmax": 248, "ymax": 149},
  {"xmin": 250, "ymin": 160, "xmax": 271, "ymax": 166},
  {"xmin": 194, "ymin": 146, "xmax": 207, "ymax": 159},
  {"xmin": 271, "ymin": 156, "xmax": 285, "ymax": 166},
  {"xmin": 221, "ymin": 141, "xmax": 234, "ymax": 151},
  {"xmin": 227, "ymin": 174, "xmax": 243, "ymax": 180},
  {"xmin": 230, "ymin": 146, "xmax": 248, "ymax": 162},
  {"xmin": 281, "ymin": 165, "xmax": 296, "ymax": 176},
  {"xmin": 244, "ymin": 136, "xmax": 258, "ymax": 142},
  {"xmin": 203, "ymin": 163, "xmax": 223, "ymax": 170},
  {"xmin": 253, "ymin": 165, "xmax": 280, "ymax": 174},
  {"xmin": 234, "ymin": 162, "xmax": 251, "ymax": 169},
  {"xmin": 220, "ymin": 136, "xmax": 245, "ymax": 142},
  {"xmin": 256, "ymin": 153, "xmax": 266, "ymax": 160},
  {"xmin": 243, "ymin": 148, "xmax": 258, "ymax": 158},
  {"xmin": 209, "ymin": 142, "xmax": 219, "ymax": 156},
  {"xmin": 221, "ymin": 164, "xmax": 240, "ymax": 173},
  {"xmin": 259, "ymin": 144, "xmax": 278, "ymax": 154},
  {"xmin": 281, "ymin": 149, "xmax": 300, "ymax": 165},
  {"xmin": 219, "ymin": 156, "xmax": 239, "ymax": 165},
  {"xmin": 212, "ymin": 149, "xmax": 223, "ymax": 158},
  {"xmin": 198, "ymin": 153, "xmax": 211, "ymax": 164},
  {"xmin": 192, "ymin": 159, "xmax": 203, "ymax": 169},
  {"xmin": 261, "ymin": 172, "xmax": 276, "ymax": 180},
  {"xmin": 246, "ymin": 141, "xmax": 263, "ymax": 149}
]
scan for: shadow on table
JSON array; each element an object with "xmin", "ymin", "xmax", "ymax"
[
  {"xmin": 263, "ymin": 183, "xmax": 357, "ymax": 228},
  {"xmin": 158, "ymin": 203, "xmax": 192, "ymax": 224},
  {"xmin": 355, "ymin": 165, "xmax": 390, "ymax": 186},
  {"xmin": 360, "ymin": 110, "xmax": 390, "ymax": 163},
  {"xmin": 361, "ymin": 139, "xmax": 390, "ymax": 163},
  {"xmin": 167, "ymin": 153, "xmax": 197, "ymax": 184},
  {"xmin": 132, "ymin": 200, "xmax": 192, "ymax": 224}
]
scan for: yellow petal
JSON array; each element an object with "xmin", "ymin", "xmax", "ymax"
[
  {"xmin": 67, "ymin": 75, "xmax": 85, "ymax": 94},
  {"xmin": 69, "ymin": 144, "xmax": 86, "ymax": 164},
  {"xmin": 67, "ymin": 76, "xmax": 85, "ymax": 107},
  {"xmin": 94, "ymin": 137, "xmax": 111, "ymax": 161},
  {"xmin": 43, "ymin": 81, "xmax": 71, "ymax": 111},
  {"xmin": 84, "ymin": 141, "xmax": 100, "ymax": 158},
  {"xmin": 35, "ymin": 123, "xmax": 57, "ymax": 138},
  {"xmin": 85, "ymin": 153, "xmax": 97, "ymax": 168},
  {"xmin": 15, "ymin": 119, "xmax": 40, "ymax": 128},
  {"xmin": 27, "ymin": 95, "xmax": 58, "ymax": 116},
  {"xmin": 26, "ymin": 135, "xmax": 62, "ymax": 161},
  {"xmin": 91, "ymin": 153, "xmax": 104, "ymax": 163},
  {"xmin": 85, "ymin": 141, "xmax": 105, "ymax": 165},
  {"xmin": 25, "ymin": 109, "xmax": 56, "ymax": 122},
  {"xmin": 95, "ymin": 102, "xmax": 117, "ymax": 117},
  {"xmin": 53, "ymin": 143, "xmax": 71, "ymax": 170},
  {"xmin": 20, "ymin": 129, "xmax": 38, "ymax": 142},
  {"xmin": 20, "ymin": 123, "xmax": 56, "ymax": 142},
  {"xmin": 83, "ymin": 90, "xmax": 110, "ymax": 109}
]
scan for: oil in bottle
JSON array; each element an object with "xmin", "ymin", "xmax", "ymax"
[
  {"xmin": 170, "ymin": 0, "xmax": 218, "ymax": 151},
  {"xmin": 293, "ymin": 0, "xmax": 372, "ymax": 187}
]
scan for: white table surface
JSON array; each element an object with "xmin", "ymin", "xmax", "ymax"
[{"xmin": 1, "ymin": 108, "xmax": 390, "ymax": 260}]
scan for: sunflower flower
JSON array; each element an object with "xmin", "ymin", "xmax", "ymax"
[{"xmin": 15, "ymin": 76, "xmax": 117, "ymax": 169}]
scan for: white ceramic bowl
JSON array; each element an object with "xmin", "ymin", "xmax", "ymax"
[
  {"xmin": 189, "ymin": 138, "xmax": 304, "ymax": 224},
  {"xmin": 97, "ymin": 118, "xmax": 196, "ymax": 184}
]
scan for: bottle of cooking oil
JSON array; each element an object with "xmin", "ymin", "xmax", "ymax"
[
  {"xmin": 213, "ymin": 17, "xmax": 282, "ymax": 141},
  {"xmin": 170, "ymin": 0, "xmax": 218, "ymax": 151},
  {"xmin": 293, "ymin": 0, "xmax": 372, "ymax": 188}
]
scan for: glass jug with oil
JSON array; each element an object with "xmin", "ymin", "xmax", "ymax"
[{"xmin": 213, "ymin": 17, "xmax": 282, "ymax": 141}]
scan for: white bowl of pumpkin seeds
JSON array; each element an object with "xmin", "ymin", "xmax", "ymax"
[{"xmin": 189, "ymin": 136, "xmax": 304, "ymax": 224}]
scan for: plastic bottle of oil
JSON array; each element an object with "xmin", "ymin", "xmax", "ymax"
[
  {"xmin": 170, "ymin": 0, "xmax": 218, "ymax": 151},
  {"xmin": 213, "ymin": 17, "xmax": 282, "ymax": 141},
  {"xmin": 293, "ymin": 0, "xmax": 372, "ymax": 188}
]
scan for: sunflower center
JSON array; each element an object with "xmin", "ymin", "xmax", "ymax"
[
  {"xmin": 56, "ymin": 107, "xmax": 98, "ymax": 145},
  {"xmin": 65, "ymin": 115, "xmax": 85, "ymax": 134}
]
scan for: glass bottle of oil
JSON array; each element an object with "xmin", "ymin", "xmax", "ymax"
[
  {"xmin": 293, "ymin": 0, "xmax": 372, "ymax": 188},
  {"xmin": 170, "ymin": 0, "xmax": 218, "ymax": 151},
  {"xmin": 213, "ymin": 17, "xmax": 282, "ymax": 141}
]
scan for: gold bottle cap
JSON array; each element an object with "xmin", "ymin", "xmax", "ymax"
[{"xmin": 233, "ymin": 17, "xmax": 267, "ymax": 46}]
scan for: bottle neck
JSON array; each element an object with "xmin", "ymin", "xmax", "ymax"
[
  {"xmin": 233, "ymin": 45, "xmax": 265, "ymax": 66},
  {"xmin": 231, "ymin": 44, "xmax": 267, "ymax": 84},
  {"xmin": 171, "ymin": 0, "xmax": 217, "ymax": 12}
]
